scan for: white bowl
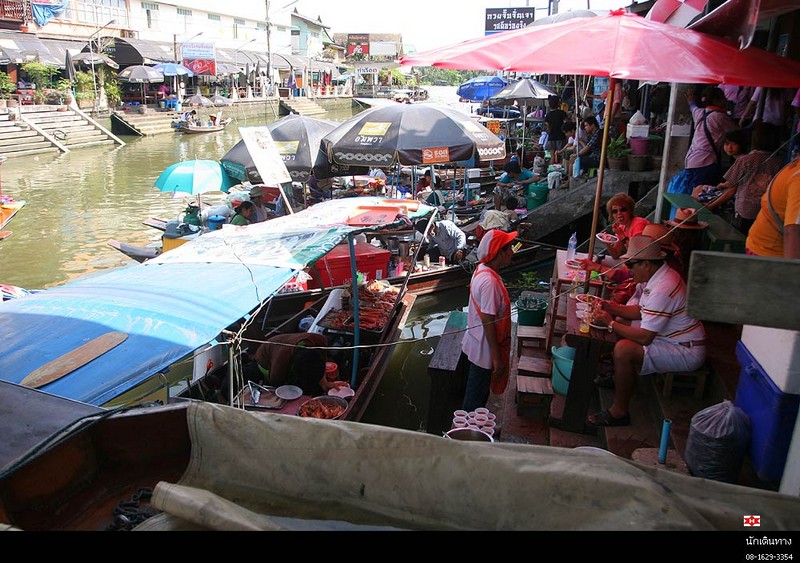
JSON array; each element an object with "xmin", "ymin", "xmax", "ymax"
[
  {"xmin": 596, "ymin": 233, "xmax": 619, "ymax": 247},
  {"xmin": 275, "ymin": 385, "xmax": 303, "ymax": 401}
]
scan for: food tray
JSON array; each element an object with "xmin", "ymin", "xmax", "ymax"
[
  {"xmin": 297, "ymin": 395, "xmax": 348, "ymax": 419},
  {"xmin": 233, "ymin": 383, "xmax": 286, "ymax": 410},
  {"xmin": 315, "ymin": 308, "xmax": 388, "ymax": 335}
]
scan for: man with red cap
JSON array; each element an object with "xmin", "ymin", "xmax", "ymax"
[{"xmin": 461, "ymin": 228, "xmax": 518, "ymax": 411}]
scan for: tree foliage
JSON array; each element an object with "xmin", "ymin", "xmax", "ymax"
[{"xmin": 410, "ymin": 67, "xmax": 491, "ymax": 86}]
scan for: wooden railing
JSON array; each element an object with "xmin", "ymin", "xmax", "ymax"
[{"xmin": 0, "ymin": 0, "xmax": 25, "ymax": 22}]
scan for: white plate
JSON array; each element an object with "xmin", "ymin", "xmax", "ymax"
[
  {"xmin": 596, "ymin": 233, "xmax": 619, "ymax": 245},
  {"xmin": 565, "ymin": 259, "xmax": 582, "ymax": 269},
  {"xmin": 275, "ymin": 385, "xmax": 303, "ymax": 401},
  {"xmin": 328, "ymin": 385, "xmax": 355, "ymax": 399}
]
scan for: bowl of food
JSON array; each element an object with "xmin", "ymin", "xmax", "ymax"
[
  {"xmin": 297, "ymin": 396, "xmax": 348, "ymax": 419},
  {"xmin": 596, "ymin": 232, "xmax": 619, "ymax": 248},
  {"xmin": 575, "ymin": 293, "xmax": 602, "ymax": 306}
]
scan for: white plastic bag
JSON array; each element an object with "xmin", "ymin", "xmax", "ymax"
[{"xmin": 629, "ymin": 110, "xmax": 648, "ymax": 125}]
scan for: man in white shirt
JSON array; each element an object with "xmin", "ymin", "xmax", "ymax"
[{"xmin": 588, "ymin": 235, "xmax": 706, "ymax": 427}]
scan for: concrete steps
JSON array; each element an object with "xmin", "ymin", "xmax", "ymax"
[
  {"xmin": 110, "ymin": 108, "xmax": 183, "ymax": 136},
  {"xmin": 0, "ymin": 109, "xmax": 58, "ymax": 158},
  {"xmin": 280, "ymin": 97, "xmax": 326, "ymax": 116}
]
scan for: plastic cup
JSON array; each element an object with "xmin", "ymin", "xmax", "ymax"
[
  {"xmin": 481, "ymin": 427, "xmax": 495, "ymax": 437},
  {"xmin": 467, "ymin": 423, "xmax": 481, "ymax": 431},
  {"xmin": 467, "ymin": 411, "xmax": 476, "ymax": 419},
  {"xmin": 475, "ymin": 407, "xmax": 489, "ymax": 416},
  {"xmin": 487, "ymin": 413, "xmax": 496, "ymax": 422},
  {"xmin": 454, "ymin": 409, "xmax": 468, "ymax": 419},
  {"xmin": 452, "ymin": 418, "xmax": 468, "ymax": 429},
  {"xmin": 482, "ymin": 420, "xmax": 496, "ymax": 430},
  {"xmin": 473, "ymin": 414, "xmax": 488, "ymax": 426}
]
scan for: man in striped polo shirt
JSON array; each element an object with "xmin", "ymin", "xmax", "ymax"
[{"xmin": 587, "ymin": 235, "xmax": 706, "ymax": 427}]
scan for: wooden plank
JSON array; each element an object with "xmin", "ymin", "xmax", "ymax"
[
  {"xmin": 518, "ymin": 356, "xmax": 552, "ymax": 376},
  {"xmin": 517, "ymin": 375, "xmax": 553, "ymax": 395},
  {"xmin": 687, "ymin": 251, "xmax": 800, "ymax": 330},
  {"xmin": 429, "ymin": 311, "xmax": 467, "ymax": 372},
  {"xmin": 20, "ymin": 331, "xmax": 129, "ymax": 389}
]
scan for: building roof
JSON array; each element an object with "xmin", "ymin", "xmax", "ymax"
[{"xmin": 290, "ymin": 9, "xmax": 330, "ymax": 30}]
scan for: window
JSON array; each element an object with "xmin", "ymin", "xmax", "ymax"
[
  {"xmin": 256, "ymin": 22, "xmax": 267, "ymax": 31},
  {"xmin": 142, "ymin": 2, "xmax": 158, "ymax": 29},
  {"xmin": 208, "ymin": 14, "xmax": 221, "ymax": 22},
  {"xmin": 234, "ymin": 18, "xmax": 245, "ymax": 25},
  {"xmin": 177, "ymin": 8, "xmax": 192, "ymax": 16}
]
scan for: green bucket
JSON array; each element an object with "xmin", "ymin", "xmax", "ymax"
[
  {"xmin": 551, "ymin": 345, "xmax": 575, "ymax": 396},
  {"xmin": 516, "ymin": 297, "xmax": 547, "ymax": 326},
  {"xmin": 527, "ymin": 182, "xmax": 549, "ymax": 211}
]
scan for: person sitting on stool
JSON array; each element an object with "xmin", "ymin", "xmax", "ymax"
[{"xmin": 415, "ymin": 218, "xmax": 468, "ymax": 264}]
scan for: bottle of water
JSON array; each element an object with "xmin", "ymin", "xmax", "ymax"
[{"xmin": 566, "ymin": 232, "xmax": 577, "ymax": 262}]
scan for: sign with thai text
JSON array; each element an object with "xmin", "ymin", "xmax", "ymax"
[
  {"xmin": 422, "ymin": 147, "xmax": 451, "ymax": 164},
  {"xmin": 239, "ymin": 126, "xmax": 292, "ymax": 186},
  {"xmin": 484, "ymin": 7, "xmax": 535, "ymax": 34},
  {"xmin": 347, "ymin": 33, "xmax": 370, "ymax": 56},
  {"xmin": 182, "ymin": 42, "xmax": 216, "ymax": 76}
]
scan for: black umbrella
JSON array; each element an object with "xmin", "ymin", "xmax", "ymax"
[
  {"xmin": 72, "ymin": 52, "xmax": 119, "ymax": 69},
  {"xmin": 118, "ymin": 65, "xmax": 163, "ymax": 105},
  {"xmin": 322, "ymin": 102, "xmax": 506, "ymax": 167},
  {"xmin": 64, "ymin": 50, "xmax": 76, "ymax": 83},
  {"xmin": 221, "ymin": 114, "xmax": 367, "ymax": 183}
]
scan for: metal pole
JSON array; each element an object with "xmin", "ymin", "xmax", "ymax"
[{"xmin": 265, "ymin": 0, "xmax": 272, "ymax": 95}]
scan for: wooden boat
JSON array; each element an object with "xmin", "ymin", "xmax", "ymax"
[
  {"xmin": 177, "ymin": 117, "xmax": 233, "ymax": 134},
  {"xmin": 3, "ymin": 379, "xmax": 800, "ymax": 531},
  {"xmin": 0, "ymin": 198, "xmax": 426, "ymax": 416},
  {"xmin": 0, "ymin": 194, "xmax": 25, "ymax": 241}
]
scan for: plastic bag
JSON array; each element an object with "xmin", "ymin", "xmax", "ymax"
[
  {"xmin": 684, "ymin": 400, "xmax": 751, "ymax": 484},
  {"xmin": 628, "ymin": 110, "xmax": 648, "ymax": 125}
]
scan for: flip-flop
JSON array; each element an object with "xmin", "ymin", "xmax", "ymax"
[{"xmin": 587, "ymin": 409, "xmax": 631, "ymax": 427}]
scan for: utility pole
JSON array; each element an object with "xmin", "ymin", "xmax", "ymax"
[{"xmin": 265, "ymin": 0, "xmax": 271, "ymax": 94}]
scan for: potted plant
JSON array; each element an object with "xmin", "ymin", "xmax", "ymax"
[
  {"xmin": 21, "ymin": 62, "xmax": 58, "ymax": 104},
  {"xmin": 74, "ymin": 71, "xmax": 95, "ymax": 109},
  {"xmin": 0, "ymin": 71, "xmax": 15, "ymax": 108},
  {"xmin": 606, "ymin": 132, "xmax": 631, "ymax": 171}
]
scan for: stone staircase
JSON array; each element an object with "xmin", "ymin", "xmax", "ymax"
[
  {"xmin": 110, "ymin": 107, "xmax": 183, "ymax": 136},
  {"xmin": 279, "ymin": 97, "xmax": 326, "ymax": 117},
  {"xmin": 0, "ymin": 109, "xmax": 57, "ymax": 158},
  {"xmin": 19, "ymin": 106, "xmax": 121, "ymax": 151},
  {"xmin": 0, "ymin": 105, "xmax": 123, "ymax": 158}
]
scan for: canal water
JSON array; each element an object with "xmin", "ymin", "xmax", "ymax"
[{"xmin": 0, "ymin": 86, "xmax": 549, "ymax": 430}]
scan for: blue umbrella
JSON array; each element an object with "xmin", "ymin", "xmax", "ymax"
[
  {"xmin": 152, "ymin": 63, "xmax": 194, "ymax": 77},
  {"xmin": 456, "ymin": 75, "xmax": 507, "ymax": 102},
  {"xmin": 154, "ymin": 160, "xmax": 234, "ymax": 196}
]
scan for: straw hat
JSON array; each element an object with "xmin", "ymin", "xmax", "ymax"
[
  {"xmin": 642, "ymin": 223, "xmax": 675, "ymax": 246},
  {"xmin": 477, "ymin": 229, "xmax": 518, "ymax": 263},
  {"xmin": 620, "ymin": 235, "xmax": 667, "ymax": 261},
  {"xmin": 664, "ymin": 208, "xmax": 708, "ymax": 230}
]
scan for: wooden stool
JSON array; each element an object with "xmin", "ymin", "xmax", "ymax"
[
  {"xmin": 516, "ymin": 375, "xmax": 554, "ymax": 416},
  {"xmin": 517, "ymin": 356, "xmax": 552, "ymax": 377},
  {"xmin": 516, "ymin": 325, "xmax": 547, "ymax": 357},
  {"xmin": 660, "ymin": 366, "xmax": 710, "ymax": 400}
]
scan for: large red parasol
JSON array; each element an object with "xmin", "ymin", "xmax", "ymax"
[{"xmin": 400, "ymin": 8, "xmax": 800, "ymax": 262}]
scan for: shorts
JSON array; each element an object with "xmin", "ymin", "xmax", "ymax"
[
  {"xmin": 545, "ymin": 139, "xmax": 566, "ymax": 151},
  {"xmin": 640, "ymin": 338, "xmax": 705, "ymax": 375}
]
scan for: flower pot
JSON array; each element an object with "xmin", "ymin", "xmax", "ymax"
[
  {"xmin": 607, "ymin": 156, "xmax": 626, "ymax": 171},
  {"xmin": 627, "ymin": 154, "xmax": 648, "ymax": 172}
]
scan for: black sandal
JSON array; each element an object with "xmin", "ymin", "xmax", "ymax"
[{"xmin": 587, "ymin": 409, "xmax": 631, "ymax": 427}]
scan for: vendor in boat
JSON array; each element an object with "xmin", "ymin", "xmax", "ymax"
[
  {"xmin": 493, "ymin": 161, "xmax": 540, "ymax": 211},
  {"xmin": 181, "ymin": 109, "xmax": 198, "ymax": 125},
  {"xmin": 230, "ymin": 200, "xmax": 256, "ymax": 226},
  {"xmin": 249, "ymin": 333, "xmax": 348, "ymax": 397},
  {"xmin": 249, "ymin": 186, "xmax": 269, "ymax": 223},
  {"xmin": 415, "ymin": 218, "xmax": 468, "ymax": 264}
]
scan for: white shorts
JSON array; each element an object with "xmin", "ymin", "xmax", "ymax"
[{"xmin": 640, "ymin": 339, "xmax": 706, "ymax": 375}]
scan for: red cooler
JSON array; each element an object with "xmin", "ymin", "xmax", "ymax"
[{"xmin": 308, "ymin": 242, "xmax": 391, "ymax": 289}]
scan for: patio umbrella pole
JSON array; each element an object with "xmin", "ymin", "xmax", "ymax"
[{"xmin": 583, "ymin": 77, "xmax": 616, "ymax": 293}]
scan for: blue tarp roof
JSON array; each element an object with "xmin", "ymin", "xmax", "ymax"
[{"xmin": 0, "ymin": 198, "xmax": 434, "ymax": 406}]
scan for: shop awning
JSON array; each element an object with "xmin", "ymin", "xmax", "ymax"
[
  {"xmin": 0, "ymin": 32, "xmax": 84, "ymax": 67},
  {"xmin": 100, "ymin": 36, "xmax": 175, "ymax": 66}
]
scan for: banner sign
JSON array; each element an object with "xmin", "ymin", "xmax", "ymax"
[
  {"xmin": 484, "ymin": 8, "xmax": 535, "ymax": 35},
  {"xmin": 182, "ymin": 41, "xmax": 216, "ymax": 76},
  {"xmin": 239, "ymin": 126, "xmax": 292, "ymax": 187},
  {"xmin": 347, "ymin": 33, "xmax": 370, "ymax": 56},
  {"xmin": 355, "ymin": 66, "xmax": 379, "ymax": 74},
  {"xmin": 422, "ymin": 147, "xmax": 451, "ymax": 164}
]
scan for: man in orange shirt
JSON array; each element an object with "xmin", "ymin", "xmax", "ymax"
[{"xmin": 745, "ymin": 158, "xmax": 800, "ymax": 259}]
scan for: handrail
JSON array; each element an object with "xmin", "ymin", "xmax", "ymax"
[
  {"xmin": 17, "ymin": 112, "xmax": 70, "ymax": 153},
  {"xmin": 71, "ymin": 105, "xmax": 126, "ymax": 146}
]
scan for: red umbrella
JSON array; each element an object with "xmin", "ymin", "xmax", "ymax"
[{"xmin": 401, "ymin": 8, "xmax": 800, "ymax": 261}]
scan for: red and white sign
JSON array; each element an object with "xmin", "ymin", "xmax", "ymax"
[
  {"xmin": 743, "ymin": 514, "xmax": 761, "ymax": 527},
  {"xmin": 422, "ymin": 147, "xmax": 451, "ymax": 164}
]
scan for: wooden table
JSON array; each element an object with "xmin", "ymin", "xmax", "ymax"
[
  {"xmin": 545, "ymin": 250, "xmax": 619, "ymax": 350},
  {"xmin": 548, "ymin": 291, "xmax": 617, "ymax": 435}
]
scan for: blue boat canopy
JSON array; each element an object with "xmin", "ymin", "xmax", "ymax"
[{"xmin": 0, "ymin": 198, "xmax": 433, "ymax": 406}]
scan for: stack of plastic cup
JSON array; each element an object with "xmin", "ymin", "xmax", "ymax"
[
  {"xmin": 452, "ymin": 410, "xmax": 469, "ymax": 429},
  {"xmin": 458, "ymin": 407, "xmax": 493, "ymax": 437}
]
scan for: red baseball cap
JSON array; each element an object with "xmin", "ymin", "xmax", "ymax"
[{"xmin": 477, "ymin": 229, "xmax": 518, "ymax": 263}]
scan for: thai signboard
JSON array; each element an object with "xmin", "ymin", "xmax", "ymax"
[
  {"xmin": 484, "ymin": 7, "xmax": 535, "ymax": 35},
  {"xmin": 346, "ymin": 34, "xmax": 370, "ymax": 56},
  {"xmin": 182, "ymin": 41, "xmax": 216, "ymax": 76}
]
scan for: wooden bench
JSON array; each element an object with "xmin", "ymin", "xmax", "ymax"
[{"xmin": 517, "ymin": 355, "xmax": 552, "ymax": 377}]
